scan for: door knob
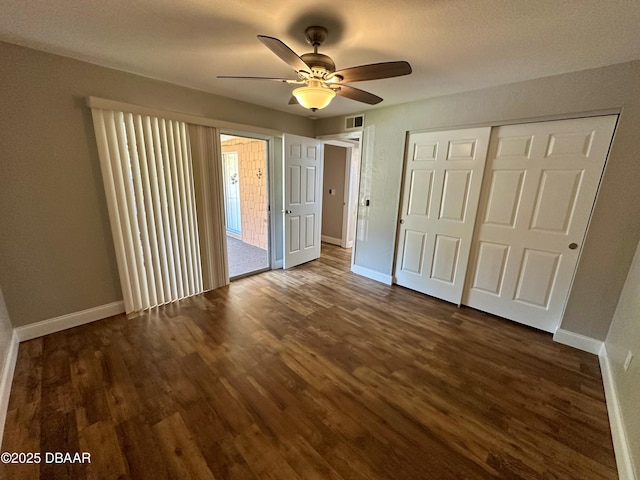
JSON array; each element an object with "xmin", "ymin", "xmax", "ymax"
[
  {"xmin": 399, "ymin": 219, "xmax": 405, "ymax": 224},
  {"xmin": 568, "ymin": 242, "xmax": 578, "ymax": 250},
  {"xmin": 283, "ymin": 210, "xmax": 292, "ymax": 214}
]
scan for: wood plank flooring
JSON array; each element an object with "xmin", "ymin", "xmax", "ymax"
[{"xmin": 1, "ymin": 244, "xmax": 617, "ymax": 479}]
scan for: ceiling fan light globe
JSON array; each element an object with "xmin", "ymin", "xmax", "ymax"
[{"xmin": 292, "ymin": 85, "xmax": 336, "ymax": 110}]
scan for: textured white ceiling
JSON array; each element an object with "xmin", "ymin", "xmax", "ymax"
[{"xmin": 2, "ymin": 0, "xmax": 639, "ymax": 118}]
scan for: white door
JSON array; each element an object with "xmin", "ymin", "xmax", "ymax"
[
  {"xmin": 222, "ymin": 152, "xmax": 241, "ymax": 235},
  {"xmin": 283, "ymin": 134, "xmax": 323, "ymax": 269},
  {"xmin": 394, "ymin": 127, "xmax": 491, "ymax": 304},
  {"xmin": 463, "ymin": 115, "xmax": 617, "ymax": 332}
]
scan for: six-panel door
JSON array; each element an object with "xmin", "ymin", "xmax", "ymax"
[
  {"xmin": 394, "ymin": 128, "xmax": 491, "ymax": 304},
  {"xmin": 283, "ymin": 134, "xmax": 323, "ymax": 269},
  {"xmin": 462, "ymin": 116, "xmax": 617, "ymax": 332}
]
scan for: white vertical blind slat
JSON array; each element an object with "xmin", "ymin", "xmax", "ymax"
[
  {"xmin": 160, "ymin": 119, "xmax": 183, "ymax": 300},
  {"xmin": 133, "ymin": 114, "xmax": 163, "ymax": 305},
  {"xmin": 174, "ymin": 121, "xmax": 196, "ymax": 296},
  {"xmin": 109, "ymin": 111, "xmax": 144, "ymax": 311},
  {"xmin": 143, "ymin": 116, "xmax": 169, "ymax": 304},
  {"xmin": 181, "ymin": 124, "xmax": 202, "ymax": 292},
  {"xmin": 125, "ymin": 113, "xmax": 155, "ymax": 308},
  {"xmin": 169, "ymin": 120, "xmax": 188, "ymax": 297},
  {"xmin": 154, "ymin": 118, "xmax": 178, "ymax": 300},
  {"xmin": 91, "ymin": 108, "xmax": 204, "ymax": 313},
  {"xmin": 174, "ymin": 123, "xmax": 191, "ymax": 294},
  {"xmin": 175, "ymin": 122, "xmax": 195, "ymax": 295}
]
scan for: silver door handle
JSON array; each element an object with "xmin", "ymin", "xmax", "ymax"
[
  {"xmin": 399, "ymin": 219, "xmax": 405, "ymax": 224},
  {"xmin": 282, "ymin": 210, "xmax": 292, "ymax": 214}
]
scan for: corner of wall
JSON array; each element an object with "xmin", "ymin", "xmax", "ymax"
[
  {"xmin": 599, "ymin": 345, "xmax": 637, "ymax": 480},
  {"xmin": 0, "ymin": 300, "xmax": 125, "ymax": 446},
  {"xmin": 0, "ymin": 330, "xmax": 19, "ymax": 447},
  {"xmin": 553, "ymin": 329, "xmax": 604, "ymax": 355}
]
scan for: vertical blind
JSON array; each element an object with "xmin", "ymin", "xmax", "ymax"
[
  {"xmin": 188, "ymin": 125, "xmax": 229, "ymax": 291},
  {"xmin": 91, "ymin": 109, "xmax": 204, "ymax": 313}
]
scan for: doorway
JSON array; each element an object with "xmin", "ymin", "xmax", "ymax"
[
  {"xmin": 319, "ymin": 136, "xmax": 361, "ymax": 261},
  {"xmin": 321, "ymin": 142, "xmax": 359, "ymax": 250},
  {"xmin": 278, "ymin": 133, "xmax": 362, "ymax": 271},
  {"xmin": 221, "ymin": 133, "xmax": 270, "ymax": 279}
]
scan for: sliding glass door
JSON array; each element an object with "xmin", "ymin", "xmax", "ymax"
[{"xmin": 220, "ymin": 133, "xmax": 270, "ymax": 279}]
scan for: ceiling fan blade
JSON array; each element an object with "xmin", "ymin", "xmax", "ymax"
[
  {"xmin": 288, "ymin": 96, "xmax": 298, "ymax": 105},
  {"xmin": 217, "ymin": 75, "xmax": 291, "ymax": 81},
  {"xmin": 257, "ymin": 35, "xmax": 310, "ymax": 73},
  {"xmin": 333, "ymin": 61, "xmax": 412, "ymax": 83},
  {"xmin": 335, "ymin": 85, "xmax": 383, "ymax": 105}
]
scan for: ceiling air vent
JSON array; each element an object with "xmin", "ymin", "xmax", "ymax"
[{"xmin": 345, "ymin": 114, "xmax": 364, "ymax": 130}]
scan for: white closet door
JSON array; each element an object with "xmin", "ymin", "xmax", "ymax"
[
  {"xmin": 463, "ymin": 115, "xmax": 617, "ymax": 332},
  {"xmin": 283, "ymin": 134, "xmax": 323, "ymax": 269},
  {"xmin": 394, "ymin": 128, "xmax": 491, "ymax": 304}
]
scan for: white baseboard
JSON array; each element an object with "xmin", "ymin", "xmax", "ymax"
[
  {"xmin": 553, "ymin": 328, "xmax": 604, "ymax": 355},
  {"xmin": 351, "ymin": 264, "xmax": 393, "ymax": 285},
  {"xmin": 0, "ymin": 330, "xmax": 19, "ymax": 447},
  {"xmin": 273, "ymin": 259, "xmax": 283, "ymax": 269},
  {"xmin": 321, "ymin": 235, "xmax": 342, "ymax": 246},
  {"xmin": 599, "ymin": 345, "xmax": 637, "ymax": 480},
  {"xmin": 15, "ymin": 301, "xmax": 125, "ymax": 342}
]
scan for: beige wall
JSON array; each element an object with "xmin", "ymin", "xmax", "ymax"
[
  {"xmin": 316, "ymin": 61, "xmax": 640, "ymax": 341},
  {"xmin": 605, "ymin": 239, "xmax": 640, "ymax": 476},
  {"xmin": 0, "ymin": 285, "xmax": 14, "ymax": 381},
  {"xmin": 221, "ymin": 138, "xmax": 268, "ymax": 249},
  {"xmin": 2, "ymin": 36, "xmax": 638, "ymax": 343},
  {"xmin": 322, "ymin": 145, "xmax": 347, "ymax": 241},
  {"xmin": 0, "ymin": 41, "xmax": 313, "ymax": 327}
]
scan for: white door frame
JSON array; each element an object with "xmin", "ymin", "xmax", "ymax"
[
  {"xmin": 267, "ymin": 136, "xmax": 280, "ymax": 270},
  {"xmin": 320, "ymin": 140, "xmax": 357, "ymax": 249},
  {"xmin": 318, "ymin": 132, "xmax": 363, "ymax": 260},
  {"xmin": 340, "ymin": 145, "xmax": 353, "ymax": 248},
  {"xmin": 222, "ymin": 151, "xmax": 241, "ymax": 236}
]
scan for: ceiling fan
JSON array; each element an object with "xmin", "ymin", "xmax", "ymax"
[{"xmin": 218, "ymin": 26, "xmax": 412, "ymax": 111}]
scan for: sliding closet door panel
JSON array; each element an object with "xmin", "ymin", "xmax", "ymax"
[
  {"xmin": 394, "ymin": 127, "xmax": 491, "ymax": 304},
  {"xmin": 463, "ymin": 115, "xmax": 617, "ymax": 332}
]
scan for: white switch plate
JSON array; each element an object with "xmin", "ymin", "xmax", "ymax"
[{"xmin": 623, "ymin": 351, "xmax": 633, "ymax": 371}]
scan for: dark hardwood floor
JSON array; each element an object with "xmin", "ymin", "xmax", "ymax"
[{"xmin": 1, "ymin": 244, "xmax": 617, "ymax": 479}]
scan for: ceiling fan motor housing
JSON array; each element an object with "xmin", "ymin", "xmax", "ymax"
[
  {"xmin": 302, "ymin": 26, "xmax": 335, "ymax": 74},
  {"xmin": 300, "ymin": 53, "xmax": 335, "ymax": 74}
]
